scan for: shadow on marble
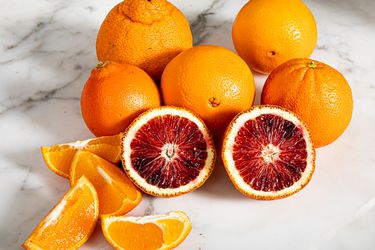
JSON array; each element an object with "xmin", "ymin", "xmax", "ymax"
[
  {"xmin": 0, "ymin": 180, "xmax": 67, "ymax": 248},
  {"xmin": 0, "ymin": 147, "xmax": 69, "ymax": 248},
  {"xmin": 194, "ymin": 157, "xmax": 250, "ymax": 201},
  {"xmin": 0, "ymin": 191, "xmax": 45, "ymax": 248},
  {"xmin": 82, "ymin": 224, "xmax": 112, "ymax": 250}
]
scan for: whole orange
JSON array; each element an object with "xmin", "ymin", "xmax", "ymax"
[
  {"xmin": 232, "ymin": 0, "xmax": 317, "ymax": 74},
  {"xmin": 96, "ymin": 0, "xmax": 192, "ymax": 80},
  {"xmin": 161, "ymin": 45, "xmax": 255, "ymax": 136},
  {"xmin": 261, "ymin": 58, "xmax": 353, "ymax": 148},
  {"xmin": 81, "ymin": 61, "xmax": 161, "ymax": 137}
]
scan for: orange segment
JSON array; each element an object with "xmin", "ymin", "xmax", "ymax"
[
  {"xmin": 102, "ymin": 211, "xmax": 192, "ymax": 250},
  {"xmin": 157, "ymin": 219, "xmax": 186, "ymax": 246},
  {"xmin": 70, "ymin": 150, "xmax": 142, "ymax": 216},
  {"xmin": 42, "ymin": 133, "xmax": 122, "ymax": 178},
  {"xmin": 23, "ymin": 176, "xmax": 99, "ymax": 250},
  {"xmin": 107, "ymin": 221, "xmax": 163, "ymax": 249}
]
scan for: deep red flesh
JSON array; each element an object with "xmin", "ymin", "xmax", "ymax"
[
  {"xmin": 130, "ymin": 115, "xmax": 208, "ymax": 189},
  {"xmin": 232, "ymin": 114, "xmax": 308, "ymax": 192}
]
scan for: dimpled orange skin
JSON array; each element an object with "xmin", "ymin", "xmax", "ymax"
[
  {"xmin": 261, "ymin": 58, "xmax": 353, "ymax": 148},
  {"xmin": 161, "ymin": 45, "xmax": 255, "ymax": 137},
  {"xmin": 81, "ymin": 62, "xmax": 161, "ymax": 137},
  {"xmin": 232, "ymin": 0, "xmax": 317, "ymax": 74},
  {"xmin": 96, "ymin": 0, "xmax": 193, "ymax": 80}
]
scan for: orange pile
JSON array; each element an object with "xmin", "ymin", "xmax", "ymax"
[{"xmin": 24, "ymin": 0, "xmax": 355, "ymax": 249}]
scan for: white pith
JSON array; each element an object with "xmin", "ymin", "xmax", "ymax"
[
  {"xmin": 38, "ymin": 176, "xmax": 98, "ymax": 234},
  {"xmin": 222, "ymin": 106, "xmax": 315, "ymax": 198},
  {"xmin": 261, "ymin": 144, "xmax": 280, "ymax": 163},
  {"xmin": 97, "ymin": 167, "xmax": 113, "ymax": 185},
  {"xmin": 67, "ymin": 139, "xmax": 89, "ymax": 149},
  {"xmin": 122, "ymin": 107, "xmax": 215, "ymax": 196},
  {"xmin": 40, "ymin": 198, "xmax": 67, "ymax": 231},
  {"xmin": 161, "ymin": 143, "xmax": 178, "ymax": 161},
  {"xmin": 103, "ymin": 211, "xmax": 189, "ymax": 225},
  {"xmin": 64, "ymin": 133, "xmax": 121, "ymax": 149}
]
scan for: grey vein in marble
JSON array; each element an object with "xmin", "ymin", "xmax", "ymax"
[
  {"xmin": 144, "ymin": 198, "xmax": 155, "ymax": 216},
  {"xmin": 190, "ymin": 0, "xmax": 226, "ymax": 45},
  {"xmin": 0, "ymin": 73, "xmax": 81, "ymax": 116}
]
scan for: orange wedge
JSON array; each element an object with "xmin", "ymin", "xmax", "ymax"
[
  {"xmin": 23, "ymin": 176, "xmax": 99, "ymax": 250},
  {"xmin": 102, "ymin": 211, "xmax": 192, "ymax": 250},
  {"xmin": 42, "ymin": 133, "xmax": 122, "ymax": 178},
  {"xmin": 70, "ymin": 150, "xmax": 142, "ymax": 216}
]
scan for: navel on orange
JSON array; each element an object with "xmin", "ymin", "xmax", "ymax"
[
  {"xmin": 261, "ymin": 58, "xmax": 353, "ymax": 147},
  {"xmin": 70, "ymin": 150, "xmax": 142, "ymax": 216},
  {"xmin": 161, "ymin": 45, "xmax": 255, "ymax": 136},
  {"xmin": 222, "ymin": 105, "xmax": 315, "ymax": 200},
  {"xmin": 23, "ymin": 176, "xmax": 99, "ymax": 250},
  {"xmin": 121, "ymin": 106, "xmax": 216, "ymax": 197},
  {"xmin": 102, "ymin": 211, "xmax": 192, "ymax": 250},
  {"xmin": 42, "ymin": 133, "xmax": 122, "ymax": 178},
  {"xmin": 232, "ymin": 0, "xmax": 317, "ymax": 73},
  {"xmin": 96, "ymin": 0, "xmax": 192, "ymax": 80}
]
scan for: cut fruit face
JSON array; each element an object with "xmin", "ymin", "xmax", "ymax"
[
  {"xmin": 121, "ymin": 106, "xmax": 216, "ymax": 197},
  {"xmin": 42, "ymin": 133, "xmax": 122, "ymax": 178},
  {"xmin": 222, "ymin": 105, "xmax": 315, "ymax": 200},
  {"xmin": 70, "ymin": 150, "xmax": 142, "ymax": 216},
  {"xmin": 23, "ymin": 176, "xmax": 99, "ymax": 250},
  {"xmin": 102, "ymin": 211, "xmax": 192, "ymax": 250}
]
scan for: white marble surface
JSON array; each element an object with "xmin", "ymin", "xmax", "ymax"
[{"xmin": 0, "ymin": 0, "xmax": 374, "ymax": 249}]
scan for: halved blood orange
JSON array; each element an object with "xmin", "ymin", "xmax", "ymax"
[
  {"xmin": 102, "ymin": 211, "xmax": 192, "ymax": 250},
  {"xmin": 42, "ymin": 133, "xmax": 122, "ymax": 178},
  {"xmin": 23, "ymin": 176, "xmax": 99, "ymax": 250},
  {"xmin": 70, "ymin": 150, "xmax": 142, "ymax": 216},
  {"xmin": 222, "ymin": 105, "xmax": 315, "ymax": 200},
  {"xmin": 121, "ymin": 106, "xmax": 216, "ymax": 197}
]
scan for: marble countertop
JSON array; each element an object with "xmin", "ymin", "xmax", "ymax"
[{"xmin": 1, "ymin": 0, "xmax": 374, "ymax": 249}]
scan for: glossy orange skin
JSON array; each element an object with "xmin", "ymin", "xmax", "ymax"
[
  {"xmin": 232, "ymin": 0, "xmax": 317, "ymax": 74},
  {"xmin": 261, "ymin": 59, "xmax": 353, "ymax": 148},
  {"xmin": 161, "ymin": 45, "xmax": 255, "ymax": 136},
  {"xmin": 96, "ymin": 0, "xmax": 192, "ymax": 80},
  {"xmin": 81, "ymin": 62, "xmax": 161, "ymax": 137}
]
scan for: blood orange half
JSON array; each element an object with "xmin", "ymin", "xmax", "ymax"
[
  {"xmin": 222, "ymin": 105, "xmax": 315, "ymax": 200},
  {"xmin": 121, "ymin": 106, "xmax": 216, "ymax": 197}
]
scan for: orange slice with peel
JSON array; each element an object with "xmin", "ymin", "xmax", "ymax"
[
  {"xmin": 23, "ymin": 176, "xmax": 99, "ymax": 250},
  {"xmin": 42, "ymin": 133, "xmax": 122, "ymax": 178},
  {"xmin": 102, "ymin": 211, "xmax": 192, "ymax": 250},
  {"xmin": 70, "ymin": 150, "xmax": 142, "ymax": 216}
]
